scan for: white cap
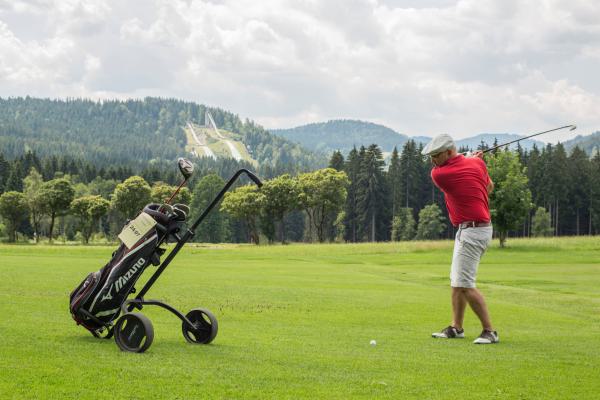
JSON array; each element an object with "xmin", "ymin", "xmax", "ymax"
[{"xmin": 421, "ymin": 134, "xmax": 456, "ymax": 156}]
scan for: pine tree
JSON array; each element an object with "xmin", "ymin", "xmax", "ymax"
[
  {"xmin": 590, "ymin": 153, "xmax": 600, "ymax": 234},
  {"xmin": 388, "ymin": 146, "xmax": 402, "ymax": 216},
  {"xmin": 343, "ymin": 147, "xmax": 361, "ymax": 242},
  {"xmin": 548, "ymin": 144, "xmax": 569, "ymax": 235},
  {"xmin": 398, "ymin": 140, "xmax": 421, "ymax": 210},
  {"xmin": 5, "ymin": 161, "xmax": 24, "ymax": 192},
  {"xmin": 356, "ymin": 144, "xmax": 390, "ymax": 241},
  {"xmin": 0, "ymin": 153, "xmax": 10, "ymax": 194},
  {"xmin": 567, "ymin": 147, "xmax": 591, "ymax": 235},
  {"xmin": 329, "ymin": 151, "xmax": 345, "ymax": 171}
]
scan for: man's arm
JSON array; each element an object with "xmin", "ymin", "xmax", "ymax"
[
  {"xmin": 486, "ymin": 179, "xmax": 494, "ymax": 194},
  {"xmin": 471, "ymin": 151, "xmax": 494, "ymax": 194}
]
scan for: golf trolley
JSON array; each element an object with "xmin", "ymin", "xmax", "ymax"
[{"xmin": 70, "ymin": 159, "xmax": 262, "ymax": 352}]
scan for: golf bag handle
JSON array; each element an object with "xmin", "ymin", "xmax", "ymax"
[
  {"xmin": 133, "ymin": 169, "xmax": 262, "ymax": 303},
  {"xmin": 189, "ymin": 168, "xmax": 262, "ymax": 232}
]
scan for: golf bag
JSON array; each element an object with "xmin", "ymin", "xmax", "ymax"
[
  {"xmin": 69, "ymin": 204, "xmax": 184, "ymax": 336},
  {"xmin": 69, "ymin": 166, "xmax": 262, "ymax": 352}
]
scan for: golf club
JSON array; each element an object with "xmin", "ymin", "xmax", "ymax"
[
  {"xmin": 164, "ymin": 158, "xmax": 194, "ymax": 206},
  {"xmin": 477, "ymin": 124, "xmax": 577, "ymax": 154}
]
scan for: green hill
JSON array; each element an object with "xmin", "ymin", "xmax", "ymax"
[
  {"xmin": 271, "ymin": 119, "xmax": 599, "ymax": 157},
  {"xmin": 563, "ymin": 132, "xmax": 600, "ymax": 156},
  {"xmin": 0, "ymin": 97, "xmax": 326, "ymax": 173},
  {"xmin": 270, "ymin": 120, "xmax": 410, "ymax": 154},
  {"xmin": 455, "ymin": 134, "xmax": 545, "ymax": 152}
]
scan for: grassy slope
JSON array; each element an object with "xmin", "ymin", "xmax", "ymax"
[
  {"xmin": 185, "ymin": 123, "xmax": 256, "ymax": 164},
  {"xmin": 0, "ymin": 238, "xmax": 599, "ymax": 399}
]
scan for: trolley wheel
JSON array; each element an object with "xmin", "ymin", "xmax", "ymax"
[
  {"xmin": 182, "ymin": 308, "xmax": 218, "ymax": 344},
  {"xmin": 114, "ymin": 313, "xmax": 154, "ymax": 353}
]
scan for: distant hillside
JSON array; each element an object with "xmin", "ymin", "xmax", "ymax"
[
  {"xmin": 456, "ymin": 134, "xmax": 545, "ymax": 152},
  {"xmin": 563, "ymin": 132, "xmax": 600, "ymax": 156},
  {"xmin": 269, "ymin": 120, "xmax": 556, "ymax": 154},
  {"xmin": 0, "ymin": 97, "xmax": 326, "ymax": 172},
  {"xmin": 270, "ymin": 120, "xmax": 411, "ymax": 154}
]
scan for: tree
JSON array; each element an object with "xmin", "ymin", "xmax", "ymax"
[
  {"xmin": 487, "ymin": 151, "xmax": 532, "ymax": 247},
  {"xmin": 5, "ymin": 161, "xmax": 24, "ymax": 192},
  {"xmin": 190, "ymin": 174, "xmax": 228, "ymax": 243},
  {"xmin": 590, "ymin": 153, "xmax": 600, "ymax": 234},
  {"xmin": 388, "ymin": 146, "xmax": 402, "ymax": 216},
  {"xmin": 0, "ymin": 191, "xmax": 28, "ymax": 242},
  {"xmin": 70, "ymin": 195, "xmax": 111, "ymax": 243},
  {"xmin": 0, "ymin": 152, "xmax": 10, "ymax": 194},
  {"xmin": 150, "ymin": 181, "xmax": 191, "ymax": 205},
  {"xmin": 532, "ymin": 207, "xmax": 552, "ymax": 237},
  {"xmin": 356, "ymin": 145, "xmax": 390, "ymax": 242},
  {"xmin": 298, "ymin": 168, "xmax": 349, "ymax": 242},
  {"xmin": 343, "ymin": 147, "xmax": 361, "ymax": 242},
  {"xmin": 398, "ymin": 140, "xmax": 422, "ymax": 210},
  {"xmin": 548, "ymin": 144, "xmax": 569, "ymax": 235},
  {"xmin": 220, "ymin": 185, "xmax": 264, "ymax": 244},
  {"xmin": 87, "ymin": 177, "xmax": 119, "ymax": 200},
  {"xmin": 415, "ymin": 204, "xmax": 445, "ymax": 240},
  {"xmin": 567, "ymin": 147, "xmax": 591, "ymax": 235},
  {"xmin": 391, "ymin": 207, "xmax": 416, "ymax": 241},
  {"xmin": 112, "ymin": 176, "xmax": 152, "ymax": 219},
  {"xmin": 39, "ymin": 178, "xmax": 75, "ymax": 243},
  {"xmin": 328, "ymin": 151, "xmax": 344, "ymax": 171},
  {"xmin": 260, "ymin": 174, "xmax": 301, "ymax": 243},
  {"xmin": 23, "ymin": 168, "xmax": 45, "ymax": 243}
]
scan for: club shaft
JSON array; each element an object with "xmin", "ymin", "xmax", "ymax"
[
  {"xmin": 165, "ymin": 178, "xmax": 187, "ymax": 205},
  {"xmin": 482, "ymin": 124, "xmax": 576, "ymax": 153}
]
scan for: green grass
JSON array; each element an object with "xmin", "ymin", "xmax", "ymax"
[{"xmin": 1, "ymin": 237, "xmax": 599, "ymax": 399}]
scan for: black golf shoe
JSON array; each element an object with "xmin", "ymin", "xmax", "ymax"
[
  {"xmin": 432, "ymin": 325, "xmax": 464, "ymax": 339},
  {"xmin": 473, "ymin": 329, "xmax": 499, "ymax": 344}
]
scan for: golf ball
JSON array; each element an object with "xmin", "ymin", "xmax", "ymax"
[{"xmin": 370, "ymin": 340, "xmax": 377, "ymax": 346}]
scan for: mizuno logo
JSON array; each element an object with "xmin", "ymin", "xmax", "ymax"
[
  {"xmin": 102, "ymin": 257, "xmax": 146, "ymax": 302},
  {"xmin": 114, "ymin": 257, "xmax": 146, "ymax": 293}
]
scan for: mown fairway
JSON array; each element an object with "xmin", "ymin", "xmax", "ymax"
[{"xmin": 1, "ymin": 237, "xmax": 599, "ymax": 399}]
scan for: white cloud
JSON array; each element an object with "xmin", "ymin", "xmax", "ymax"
[{"xmin": 0, "ymin": 0, "xmax": 599, "ymax": 140}]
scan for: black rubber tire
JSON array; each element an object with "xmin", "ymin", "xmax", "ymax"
[
  {"xmin": 182, "ymin": 308, "xmax": 218, "ymax": 344},
  {"xmin": 114, "ymin": 313, "xmax": 154, "ymax": 353}
]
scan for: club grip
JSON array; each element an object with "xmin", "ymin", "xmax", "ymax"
[{"xmin": 243, "ymin": 170, "xmax": 263, "ymax": 187}]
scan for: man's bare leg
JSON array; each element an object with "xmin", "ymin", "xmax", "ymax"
[
  {"xmin": 451, "ymin": 287, "xmax": 468, "ymax": 329},
  {"xmin": 462, "ymin": 288, "xmax": 493, "ymax": 331}
]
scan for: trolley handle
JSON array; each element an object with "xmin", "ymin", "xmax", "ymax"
[{"xmin": 189, "ymin": 169, "xmax": 262, "ymax": 232}]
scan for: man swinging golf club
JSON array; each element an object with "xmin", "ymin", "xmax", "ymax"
[{"xmin": 423, "ymin": 134, "xmax": 498, "ymax": 344}]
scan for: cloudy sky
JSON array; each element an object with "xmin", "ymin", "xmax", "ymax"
[{"xmin": 1, "ymin": 0, "xmax": 599, "ymax": 141}]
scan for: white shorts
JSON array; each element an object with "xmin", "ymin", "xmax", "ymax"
[{"xmin": 450, "ymin": 225, "xmax": 493, "ymax": 288}]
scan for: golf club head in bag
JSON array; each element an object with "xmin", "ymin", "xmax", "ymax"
[
  {"xmin": 178, "ymin": 158, "xmax": 194, "ymax": 179},
  {"xmin": 163, "ymin": 158, "xmax": 195, "ymax": 207}
]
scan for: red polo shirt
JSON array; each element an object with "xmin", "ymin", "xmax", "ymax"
[{"xmin": 431, "ymin": 154, "xmax": 491, "ymax": 227}]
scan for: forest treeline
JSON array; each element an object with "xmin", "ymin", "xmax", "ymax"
[
  {"xmin": 0, "ymin": 97, "xmax": 326, "ymax": 175},
  {"xmin": 1, "ymin": 138, "xmax": 599, "ymax": 245}
]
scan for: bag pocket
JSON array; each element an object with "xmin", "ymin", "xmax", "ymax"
[{"xmin": 69, "ymin": 271, "xmax": 100, "ymax": 318}]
